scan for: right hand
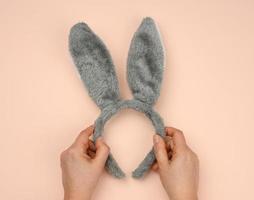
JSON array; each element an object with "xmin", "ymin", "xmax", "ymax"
[{"xmin": 152, "ymin": 127, "xmax": 199, "ymax": 200}]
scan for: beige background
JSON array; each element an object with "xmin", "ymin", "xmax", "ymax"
[{"xmin": 1, "ymin": 0, "xmax": 254, "ymax": 199}]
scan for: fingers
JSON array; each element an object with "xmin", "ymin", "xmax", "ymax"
[
  {"xmin": 153, "ymin": 135, "xmax": 169, "ymax": 170},
  {"xmin": 152, "ymin": 163, "xmax": 158, "ymax": 171},
  {"xmin": 165, "ymin": 136, "xmax": 173, "ymax": 160},
  {"xmin": 165, "ymin": 136, "xmax": 173, "ymax": 151},
  {"xmin": 71, "ymin": 125, "xmax": 94, "ymax": 151},
  {"xmin": 87, "ymin": 140, "xmax": 96, "ymax": 158},
  {"xmin": 152, "ymin": 136, "xmax": 173, "ymax": 171},
  {"xmin": 94, "ymin": 137, "xmax": 110, "ymax": 165},
  {"xmin": 165, "ymin": 127, "xmax": 187, "ymax": 152},
  {"xmin": 88, "ymin": 140, "xmax": 96, "ymax": 151},
  {"xmin": 87, "ymin": 149, "xmax": 96, "ymax": 158}
]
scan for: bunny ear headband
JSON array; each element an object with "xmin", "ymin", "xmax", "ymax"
[{"xmin": 69, "ymin": 17, "xmax": 165, "ymax": 179}]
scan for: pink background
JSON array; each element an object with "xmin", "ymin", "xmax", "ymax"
[{"xmin": 1, "ymin": 0, "xmax": 254, "ymax": 199}]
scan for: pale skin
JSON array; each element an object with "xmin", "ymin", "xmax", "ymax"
[{"xmin": 60, "ymin": 126, "xmax": 199, "ymax": 200}]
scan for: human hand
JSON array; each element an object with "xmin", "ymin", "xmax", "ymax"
[
  {"xmin": 152, "ymin": 127, "xmax": 199, "ymax": 200},
  {"xmin": 60, "ymin": 125, "xmax": 110, "ymax": 200}
]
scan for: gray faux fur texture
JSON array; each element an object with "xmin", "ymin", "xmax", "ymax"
[{"xmin": 69, "ymin": 17, "xmax": 165, "ymax": 179}]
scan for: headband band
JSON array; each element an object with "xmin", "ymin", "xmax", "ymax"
[{"xmin": 93, "ymin": 99, "xmax": 165, "ymax": 178}]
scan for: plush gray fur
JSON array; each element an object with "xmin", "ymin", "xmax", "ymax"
[
  {"xmin": 69, "ymin": 22, "xmax": 121, "ymax": 110},
  {"xmin": 127, "ymin": 17, "xmax": 164, "ymax": 106},
  {"xmin": 69, "ymin": 17, "xmax": 165, "ymax": 179}
]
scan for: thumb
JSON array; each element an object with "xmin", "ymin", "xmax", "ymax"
[
  {"xmin": 153, "ymin": 134, "xmax": 169, "ymax": 170},
  {"xmin": 94, "ymin": 137, "xmax": 110, "ymax": 166}
]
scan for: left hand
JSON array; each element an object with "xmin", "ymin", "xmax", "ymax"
[{"xmin": 60, "ymin": 125, "xmax": 110, "ymax": 200}]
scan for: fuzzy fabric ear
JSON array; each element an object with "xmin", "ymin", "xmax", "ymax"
[
  {"xmin": 127, "ymin": 17, "xmax": 164, "ymax": 105},
  {"xmin": 69, "ymin": 22, "xmax": 121, "ymax": 110}
]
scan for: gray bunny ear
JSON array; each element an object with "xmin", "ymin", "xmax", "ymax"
[
  {"xmin": 69, "ymin": 22, "xmax": 121, "ymax": 110},
  {"xmin": 127, "ymin": 17, "xmax": 164, "ymax": 105}
]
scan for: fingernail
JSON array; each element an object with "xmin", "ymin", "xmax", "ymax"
[{"xmin": 153, "ymin": 135, "xmax": 160, "ymax": 144}]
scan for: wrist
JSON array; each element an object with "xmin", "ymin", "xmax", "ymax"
[
  {"xmin": 64, "ymin": 192, "xmax": 92, "ymax": 200},
  {"xmin": 170, "ymin": 194, "xmax": 198, "ymax": 200},
  {"xmin": 64, "ymin": 196, "xmax": 90, "ymax": 200}
]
